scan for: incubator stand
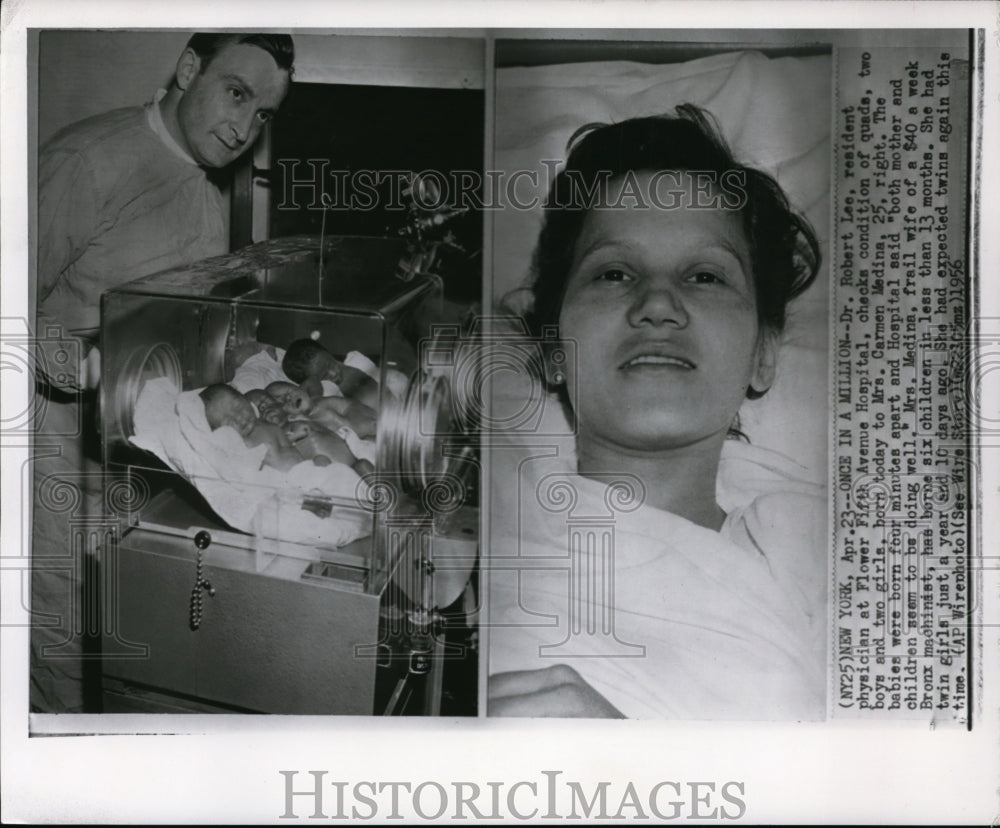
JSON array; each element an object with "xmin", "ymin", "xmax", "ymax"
[{"xmin": 98, "ymin": 235, "xmax": 478, "ymax": 715}]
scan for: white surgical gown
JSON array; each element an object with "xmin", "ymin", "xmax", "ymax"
[{"xmin": 31, "ymin": 94, "xmax": 227, "ymax": 712}]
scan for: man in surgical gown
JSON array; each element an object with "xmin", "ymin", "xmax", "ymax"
[{"xmin": 31, "ymin": 33, "xmax": 294, "ymax": 711}]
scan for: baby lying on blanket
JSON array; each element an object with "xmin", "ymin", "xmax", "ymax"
[
  {"xmin": 200, "ymin": 384, "xmax": 304, "ymax": 472},
  {"xmin": 201, "ymin": 383, "xmax": 372, "ymax": 476},
  {"xmin": 265, "ymin": 380, "xmax": 377, "ymax": 440},
  {"xmin": 284, "ymin": 419, "xmax": 375, "ymax": 478},
  {"xmin": 245, "ymin": 388, "xmax": 287, "ymax": 426},
  {"xmin": 282, "ymin": 338, "xmax": 381, "ymax": 410}
]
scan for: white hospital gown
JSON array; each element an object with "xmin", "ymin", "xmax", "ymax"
[
  {"xmin": 488, "ymin": 451, "xmax": 827, "ymax": 720},
  {"xmin": 31, "ymin": 94, "xmax": 227, "ymax": 711},
  {"xmin": 37, "ymin": 94, "xmax": 226, "ymax": 344}
]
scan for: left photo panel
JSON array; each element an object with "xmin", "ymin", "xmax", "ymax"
[{"xmin": 29, "ymin": 30, "xmax": 484, "ymax": 717}]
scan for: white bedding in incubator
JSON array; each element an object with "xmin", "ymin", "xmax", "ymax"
[{"xmin": 129, "ymin": 346, "xmax": 406, "ymax": 548}]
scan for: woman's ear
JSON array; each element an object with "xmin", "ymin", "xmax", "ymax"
[
  {"xmin": 749, "ymin": 328, "xmax": 778, "ymax": 396},
  {"xmin": 175, "ymin": 48, "xmax": 201, "ymax": 92}
]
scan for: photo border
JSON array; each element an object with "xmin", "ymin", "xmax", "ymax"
[{"xmin": 2, "ymin": 1, "xmax": 998, "ymax": 823}]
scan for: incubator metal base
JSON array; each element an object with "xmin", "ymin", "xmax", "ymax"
[{"xmin": 100, "ymin": 492, "xmax": 477, "ymax": 715}]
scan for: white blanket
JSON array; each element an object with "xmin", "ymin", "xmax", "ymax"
[
  {"xmin": 127, "ymin": 342, "xmax": 413, "ymax": 545},
  {"xmin": 131, "ymin": 377, "xmax": 370, "ymax": 547}
]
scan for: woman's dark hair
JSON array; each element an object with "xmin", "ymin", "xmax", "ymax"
[
  {"xmin": 525, "ymin": 105, "xmax": 821, "ymax": 398},
  {"xmin": 185, "ymin": 33, "xmax": 295, "ymax": 74}
]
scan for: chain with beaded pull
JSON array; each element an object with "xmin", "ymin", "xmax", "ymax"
[{"xmin": 189, "ymin": 530, "xmax": 216, "ymax": 631}]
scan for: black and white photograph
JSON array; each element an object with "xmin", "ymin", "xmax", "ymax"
[
  {"xmin": 482, "ymin": 28, "xmax": 981, "ymax": 729},
  {"xmin": 29, "ymin": 29, "xmax": 484, "ymax": 718},
  {"xmin": 485, "ymin": 36, "xmax": 832, "ymax": 720},
  {"xmin": 2, "ymin": 2, "xmax": 998, "ymax": 824}
]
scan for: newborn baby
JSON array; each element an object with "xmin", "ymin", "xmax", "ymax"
[
  {"xmin": 284, "ymin": 419, "xmax": 375, "ymax": 477},
  {"xmin": 265, "ymin": 380, "xmax": 377, "ymax": 440},
  {"xmin": 202, "ymin": 384, "xmax": 371, "ymax": 475},
  {"xmin": 245, "ymin": 388, "xmax": 287, "ymax": 426},
  {"xmin": 200, "ymin": 384, "xmax": 304, "ymax": 472},
  {"xmin": 281, "ymin": 338, "xmax": 381, "ymax": 410}
]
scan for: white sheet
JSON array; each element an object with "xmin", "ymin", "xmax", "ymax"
[
  {"xmin": 131, "ymin": 377, "xmax": 370, "ymax": 547},
  {"xmin": 128, "ymin": 342, "xmax": 413, "ymax": 545}
]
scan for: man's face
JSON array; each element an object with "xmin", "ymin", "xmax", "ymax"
[{"xmin": 175, "ymin": 42, "xmax": 289, "ymax": 168}]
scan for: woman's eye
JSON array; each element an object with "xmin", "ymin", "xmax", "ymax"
[
  {"xmin": 256, "ymin": 111, "xmax": 272, "ymax": 124},
  {"xmin": 229, "ymin": 88, "xmax": 244, "ymax": 102},
  {"xmin": 596, "ymin": 268, "xmax": 633, "ymax": 283},
  {"xmin": 689, "ymin": 270, "xmax": 725, "ymax": 285}
]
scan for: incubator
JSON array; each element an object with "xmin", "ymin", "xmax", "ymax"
[{"xmin": 98, "ymin": 235, "xmax": 479, "ymax": 715}]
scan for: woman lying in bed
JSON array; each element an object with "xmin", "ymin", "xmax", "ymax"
[{"xmin": 488, "ymin": 105, "xmax": 826, "ymax": 720}]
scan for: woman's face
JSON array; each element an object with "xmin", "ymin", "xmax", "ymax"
[{"xmin": 557, "ymin": 172, "xmax": 776, "ymax": 454}]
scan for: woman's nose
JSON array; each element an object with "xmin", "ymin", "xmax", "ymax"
[{"xmin": 626, "ymin": 280, "xmax": 688, "ymax": 328}]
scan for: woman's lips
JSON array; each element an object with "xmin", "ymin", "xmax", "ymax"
[{"xmin": 619, "ymin": 353, "xmax": 696, "ymax": 370}]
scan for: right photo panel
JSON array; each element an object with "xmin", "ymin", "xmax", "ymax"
[{"xmin": 484, "ymin": 30, "xmax": 976, "ymax": 726}]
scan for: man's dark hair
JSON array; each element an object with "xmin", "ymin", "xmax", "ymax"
[{"xmin": 185, "ymin": 33, "xmax": 295, "ymax": 74}]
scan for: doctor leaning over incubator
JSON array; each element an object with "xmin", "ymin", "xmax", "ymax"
[{"xmin": 32, "ymin": 33, "xmax": 294, "ymax": 712}]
